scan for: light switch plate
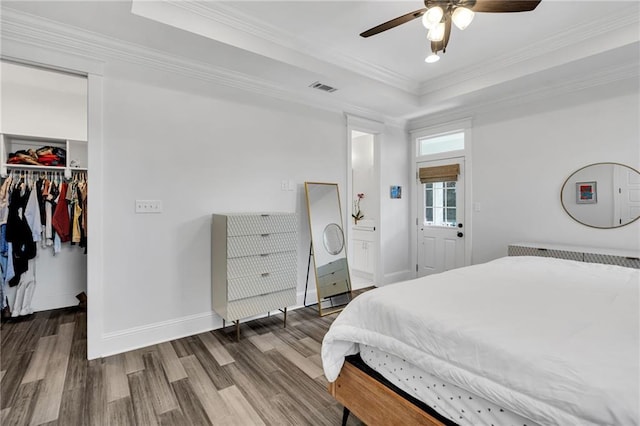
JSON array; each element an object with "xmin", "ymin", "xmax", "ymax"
[{"xmin": 135, "ymin": 200, "xmax": 163, "ymax": 213}]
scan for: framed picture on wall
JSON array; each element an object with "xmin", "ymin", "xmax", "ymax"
[
  {"xmin": 390, "ymin": 186, "xmax": 402, "ymax": 199},
  {"xmin": 576, "ymin": 181, "xmax": 597, "ymax": 204}
]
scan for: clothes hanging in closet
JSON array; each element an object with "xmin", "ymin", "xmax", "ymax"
[{"xmin": 0, "ymin": 171, "xmax": 88, "ymax": 317}]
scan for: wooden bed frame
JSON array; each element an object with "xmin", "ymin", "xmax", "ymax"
[{"xmin": 328, "ymin": 355, "xmax": 454, "ymax": 426}]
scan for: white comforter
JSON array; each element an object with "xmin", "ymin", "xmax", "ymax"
[{"xmin": 322, "ymin": 256, "xmax": 639, "ymax": 426}]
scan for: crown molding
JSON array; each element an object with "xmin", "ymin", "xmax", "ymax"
[
  {"xmin": 408, "ymin": 60, "xmax": 639, "ymax": 130},
  {"xmin": 417, "ymin": 6, "xmax": 640, "ymax": 96},
  {"xmin": 1, "ymin": 8, "xmax": 405, "ymax": 128},
  {"xmin": 166, "ymin": 1, "xmax": 418, "ymax": 93}
]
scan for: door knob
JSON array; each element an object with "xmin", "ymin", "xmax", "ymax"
[
  {"xmin": 458, "ymin": 223, "xmax": 463, "ymax": 228},
  {"xmin": 457, "ymin": 232, "xmax": 464, "ymax": 238}
]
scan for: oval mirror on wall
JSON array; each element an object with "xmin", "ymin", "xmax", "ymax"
[{"xmin": 561, "ymin": 163, "xmax": 640, "ymax": 228}]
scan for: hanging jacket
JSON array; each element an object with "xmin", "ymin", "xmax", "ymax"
[
  {"xmin": 6, "ymin": 185, "xmax": 37, "ymax": 287},
  {"xmin": 52, "ymin": 182, "xmax": 71, "ymax": 242}
]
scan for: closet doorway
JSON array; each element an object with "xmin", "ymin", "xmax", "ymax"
[
  {"xmin": 0, "ymin": 61, "xmax": 88, "ymax": 326},
  {"xmin": 347, "ymin": 128, "xmax": 380, "ymax": 289}
]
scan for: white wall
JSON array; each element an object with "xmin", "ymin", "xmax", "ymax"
[
  {"xmin": 100, "ymin": 70, "xmax": 350, "ymax": 337},
  {"xmin": 471, "ymin": 89, "xmax": 640, "ymax": 264},
  {"xmin": 379, "ymin": 125, "xmax": 411, "ymax": 283},
  {"xmin": 1, "ymin": 61, "xmax": 87, "ymax": 141}
]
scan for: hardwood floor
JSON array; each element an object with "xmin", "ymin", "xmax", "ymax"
[{"xmin": 0, "ymin": 304, "xmax": 365, "ymax": 425}]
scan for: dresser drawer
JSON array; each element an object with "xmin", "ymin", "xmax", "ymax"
[
  {"xmin": 316, "ymin": 258, "xmax": 348, "ymax": 276},
  {"xmin": 227, "ymin": 213, "xmax": 297, "ymax": 236},
  {"xmin": 317, "ymin": 267, "xmax": 348, "ymax": 286},
  {"xmin": 227, "ymin": 233, "xmax": 297, "ymax": 258},
  {"xmin": 228, "ymin": 269, "xmax": 296, "ymax": 301},
  {"xmin": 226, "ymin": 289, "xmax": 296, "ymax": 320},
  {"xmin": 318, "ymin": 279, "xmax": 350, "ymax": 299},
  {"xmin": 227, "ymin": 251, "xmax": 297, "ymax": 279}
]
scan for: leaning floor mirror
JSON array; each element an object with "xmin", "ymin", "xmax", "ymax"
[{"xmin": 304, "ymin": 182, "xmax": 353, "ymax": 316}]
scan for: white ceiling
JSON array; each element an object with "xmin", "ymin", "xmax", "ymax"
[{"xmin": 2, "ymin": 1, "xmax": 639, "ymax": 123}]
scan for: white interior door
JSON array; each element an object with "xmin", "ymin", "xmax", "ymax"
[{"xmin": 417, "ymin": 158, "xmax": 465, "ymax": 277}]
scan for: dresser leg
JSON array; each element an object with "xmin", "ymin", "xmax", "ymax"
[
  {"xmin": 222, "ymin": 319, "xmax": 225, "ymax": 329},
  {"xmin": 235, "ymin": 320, "xmax": 240, "ymax": 341},
  {"xmin": 283, "ymin": 307, "xmax": 287, "ymax": 328}
]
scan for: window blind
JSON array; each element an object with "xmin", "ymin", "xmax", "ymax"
[{"xmin": 419, "ymin": 164, "xmax": 460, "ymax": 183}]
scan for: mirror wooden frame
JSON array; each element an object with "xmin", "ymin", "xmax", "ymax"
[{"xmin": 304, "ymin": 182, "xmax": 353, "ymax": 316}]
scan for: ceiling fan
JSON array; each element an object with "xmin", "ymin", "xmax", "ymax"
[{"xmin": 360, "ymin": 0, "xmax": 542, "ymax": 63}]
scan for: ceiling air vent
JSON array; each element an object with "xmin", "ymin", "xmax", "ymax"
[{"xmin": 309, "ymin": 81, "xmax": 338, "ymax": 93}]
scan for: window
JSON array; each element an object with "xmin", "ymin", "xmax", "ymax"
[
  {"xmin": 418, "ymin": 131, "xmax": 464, "ymax": 156},
  {"xmin": 424, "ymin": 181, "xmax": 457, "ymax": 227}
]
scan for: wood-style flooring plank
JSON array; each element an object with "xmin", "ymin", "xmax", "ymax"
[
  {"xmin": 274, "ymin": 340, "xmax": 324, "ymax": 379},
  {"xmin": 180, "ymin": 355, "xmax": 231, "ymax": 422},
  {"xmin": 29, "ymin": 322, "xmax": 74, "ymax": 425},
  {"xmin": 218, "ymin": 385, "xmax": 266, "ymax": 426},
  {"xmin": 141, "ymin": 352, "xmax": 179, "ymax": 415},
  {"xmin": 123, "ymin": 348, "xmax": 145, "ymax": 375},
  {"xmin": 224, "ymin": 338, "xmax": 280, "ymax": 375},
  {"xmin": 1, "ymin": 351, "xmax": 33, "ymax": 409},
  {"xmin": 63, "ymin": 338, "xmax": 87, "ymax": 392},
  {"xmin": 0, "ymin": 320, "xmax": 32, "ymax": 369},
  {"xmin": 106, "ymin": 396, "xmax": 136, "ymax": 426},
  {"xmin": 3, "ymin": 381, "xmax": 40, "ymax": 426},
  {"xmin": 157, "ymin": 342, "xmax": 187, "ymax": 383},
  {"xmin": 170, "ymin": 337, "xmax": 192, "ymax": 358},
  {"xmin": 268, "ymin": 350, "xmax": 337, "ymax": 408},
  {"xmin": 86, "ymin": 359, "xmax": 106, "ymax": 426},
  {"xmin": 127, "ymin": 371, "xmax": 159, "ymax": 426},
  {"xmin": 158, "ymin": 409, "xmax": 187, "ymax": 426},
  {"xmin": 21, "ymin": 335, "xmax": 56, "ymax": 384},
  {"xmin": 248, "ymin": 331, "xmax": 279, "ymax": 352},
  {"xmin": 58, "ymin": 387, "xmax": 87, "ymax": 426},
  {"xmin": 268, "ymin": 370, "xmax": 335, "ymax": 426},
  {"xmin": 197, "ymin": 331, "xmax": 235, "ymax": 366},
  {"xmin": 186, "ymin": 338, "xmax": 234, "ymax": 390},
  {"xmin": 171, "ymin": 378, "xmax": 211, "ymax": 426},
  {"xmin": 105, "ymin": 353, "xmax": 130, "ymax": 403},
  {"xmin": 1, "ymin": 407, "xmax": 11, "ymax": 424},
  {"xmin": 224, "ymin": 362, "xmax": 287, "ymax": 425}
]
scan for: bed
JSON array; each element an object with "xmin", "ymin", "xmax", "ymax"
[{"xmin": 322, "ymin": 255, "xmax": 639, "ymax": 426}]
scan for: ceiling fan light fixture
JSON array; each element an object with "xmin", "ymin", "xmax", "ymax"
[
  {"xmin": 427, "ymin": 22, "xmax": 445, "ymax": 42},
  {"xmin": 421, "ymin": 6, "xmax": 443, "ymax": 29},
  {"xmin": 425, "ymin": 53, "xmax": 440, "ymax": 63},
  {"xmin": 452, "ymin": 6, "xmax": 474, "ymax": 30}
]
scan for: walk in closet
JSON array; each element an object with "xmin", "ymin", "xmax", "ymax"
[{"xmin": 0, "ymin": 60, "xmax": 88, "ymax": 317}]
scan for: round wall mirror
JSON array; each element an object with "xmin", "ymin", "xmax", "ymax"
[
  {"xmin": 323, "ymin": 223, "xmax": 345, "ymax": 255},
  {"xmin": 561, "ymin": 163, "xmax": 640, "ymax": 229}
]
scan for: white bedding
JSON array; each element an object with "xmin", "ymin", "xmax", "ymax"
[{"xmin": 322, "ymin": 256, "xmax": 640, "ymax": 426}]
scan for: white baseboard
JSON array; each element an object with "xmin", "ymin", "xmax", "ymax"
[
  {"xmin": 98, "ymin": 289, "xmax": 344, "ymax": 358},
  {"xmin": 100, "ymin": 302, "xmax": 310, "ymax": 358},
  {"xmin": 101, "ymin": 311, "xmax": 221, "ymax": 358}
]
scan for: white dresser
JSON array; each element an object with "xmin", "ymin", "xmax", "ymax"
[
  {"xmin": 212, "ymin": 213, "xmax": 298, "ymax": 338},
  {"xmin": 508, "ymin": 242, "xmax": 640, "ymax": 269}
]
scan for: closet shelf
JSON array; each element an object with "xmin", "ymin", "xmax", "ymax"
[
  {"xmin": 4, "ymin": 164, "xmax": 88, "ymax": 172},
  {"xmin": 0, "ymin": 133, "xmax": 88, "ymax": 179}
]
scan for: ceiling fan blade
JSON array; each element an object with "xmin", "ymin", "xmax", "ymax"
[
  {"xmin": 360, "ymin": 8, "xmax": 427, "ymax": 37},
  {"xmin": 430, "ymin": 14, "xmax": 452, "ymax": 53},
  {"xmin": 470, "ymin": 0, "xmax": 541, "ymax": 13}
]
